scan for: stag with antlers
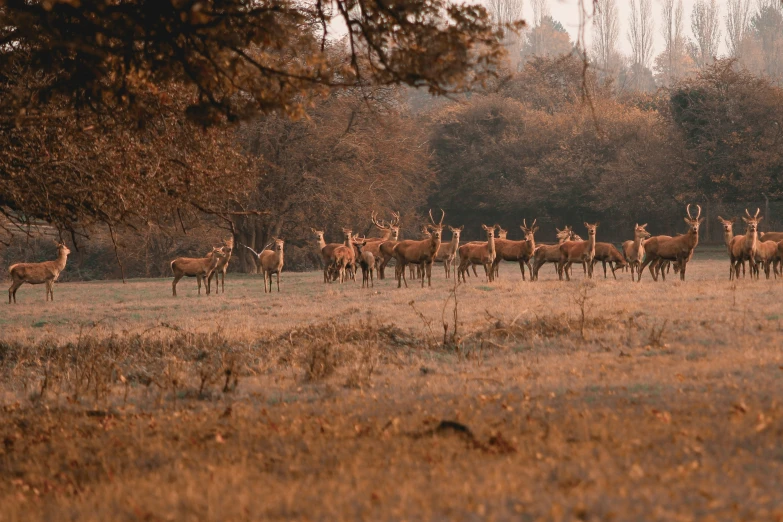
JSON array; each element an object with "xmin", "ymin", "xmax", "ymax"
[
  {"xmin": 491, "ymin": 219, "xmax": 538, "ymax": 280},
  {"xmin": 729, "ymin": 209, "xmax": 761, "ymax": 280},
  {"xmin": 392, "ymin": 209, "xmax": 445, "ymax": 288},
  {"xmin": 638, "ymin": 204, "xmax": 703, "ymax": 282}
]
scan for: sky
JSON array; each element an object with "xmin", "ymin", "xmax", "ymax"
[{"xmin": 540, "ymin": 0, "xmax": 730, "ymax": 58}]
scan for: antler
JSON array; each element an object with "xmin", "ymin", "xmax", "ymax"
[
  {"xmin": 696, "ymin": 205, "xmax": 702, "ymax": 220},
  {"xmin": 439, "ymin": 209, "xmax": 445, "ymax": 225},
  {"xmin": 755, "ymin": 207, "xmax": 760, "ymax": 218},
  {"xmin": 522, "ymin": 219, "xmax": 527, "ymax": 229},
  {"xmin": 531, "ymin": 218, "xmax": 537, "ymax": 228},
  {"xmin": 687, "ymin": 204, "xmax": 693, "ymax": 219},
  {"xmin": 371, "ymin": 211, "xmax": 387, "ymax": 230},
  {"xmin": 390, "ymin": 211, "xmax": 401, "ymax": 226}
]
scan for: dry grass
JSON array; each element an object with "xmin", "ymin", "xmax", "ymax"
[{"xmin": 2, "ymin": 250, "xmax": 783, "ymax": 521}]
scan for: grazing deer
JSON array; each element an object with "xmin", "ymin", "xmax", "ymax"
[
  {"xmin": 531, "ymin": 227, "xmax": 573, "ymax": 280},
  {"xmin": 171, "ymin": 247, "xmax": 225, "ymax": 297},
  {"xmin": 622, "ymin": 224, "xmax": 651, "ymax": 282},
  {"xmin": 353, "ymin": 241, "xmax": 375, "ymax": 288},
  {"xmin": 392, "ymin": 209, "xmax": 445, "ymax": 288},
  {"xmin": 639, "ymin": 204, "xmax": 703, "ymax": 282},
  {"xmin": 754, "ymin": 240, "xmax": 779, "ymax": 279},
  {"xmin": 457, "ymin": 224, "xmax": 498, "ymax": 283},
  {"xmin": 433, "ymin": 225, "xmax": 463, "ymax": 279},
  {"xmin": 255, "ymin": 238, "xmax": 285, "ymax": 292},
  {"xmin": 492, "ymin": 219, "xmax": 538, "ymax": 280},
  {"xmin": 312, "ymin": 228, "xmax": 343, "ymax": 284},
  {"xmin": 558, "ymin": 223, "xmax": 599, "ymax": 281},
  {"xmin": 8, "ymin": 241, "xmax": 71, "ymax": 303},
  {"xmin": 592, "ymin": 243, "xmax": 627, "ymax": 279},
  {"xmin": 207, "ymin": 237, "xmax": 233, "ymax": 294},
  {"xmin": 729, "ymin": 209, "xmax": 761, "ymax": 280}
]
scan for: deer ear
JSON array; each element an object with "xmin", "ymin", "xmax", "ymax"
[
  {"xmin": 686, "ymin": 217, "xmax": 693, "ymax": 225},
  {"xmin": 641, "ymin": 223, "xmax": 647, "ymax": 228},
  {"xmin": 533, "ymin": 226, "xmax": 539, "ymax": 233},
  {"xmin": 583, "ymin": 222, "xmax": 589, "ymax": 228},
  {"xmin": 757, "ymin": 217, "xmax": 763, "ymax": 223},
  {"xmin": 742, "ymin": 217, "xmax": 749, "ymax": 223}
]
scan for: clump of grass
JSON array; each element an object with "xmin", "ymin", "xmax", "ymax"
[{"xmin": 303, "ymin": 341, "xmax": 339, "ymax": 382}]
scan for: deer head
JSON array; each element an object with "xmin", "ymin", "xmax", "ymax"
[
  {"xmin": 521, "ymin": 219, "xmax": 539, "ymax": 237},
  {"xmin": 448, "ymin": 225, "xmax": 464, "ymax": 243},
  {"xmin": 55, "ymin": 241, "xmax": 71, "ymax": 256},
  {"xmin": 583, "ymin": 222, "xmax": 599, "ymax": 239},
  {"xmin": 495, "ymin": 225, "xmax": 508, "ymax": 239},
  {"xmin": 481, "ymin": 223, "xmax": 496, "ymax": 239},
  {"xmin": 685, "ymin": 204, "xmax": 704, "ymax": 233},
  {"xmin": 742, "ymin": 208, "xmax": 761, "ymax": 233},
  {"xmin": 273, "ymin": 238, "xmax": 285, "ymax": 253},
  {"xmin": 717, "ymin": 216, "xmax": 735, "ymax": 235},
  {"xmin": 427, "ymin": 209, "xmax": 445, "ymax": 243},
  {"xmin": 341, "ymin": 228, "xmax": 353, "ymax": 245},
  {"xmin": 634, "ymin": 223, "xmax": 651, "ymax": 240}
]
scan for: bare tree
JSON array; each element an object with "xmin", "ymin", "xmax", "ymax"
[
  {"xmin": 726, "ymin": 0, "xmax": 752, "ymax": 58},
  {"xmin": 531, "ymin": 0, "xmax": 549, "ymax": 27},
  {"xmin": 659, "ymin": 0, "xmax": 687, "ymax": 86},
  {"xmin": 691, "ymin": 0, "xmax": 722, "ymax": 67},
  {"xmin": 486, "ymin": 0, "xmax": 525, "ymax": 70},
  {"xmin": 628, "ymin": 0, "xmax": 654, "ymax": 69},
  {"xmin": 592, "ymin": 0, "xmax": 620, "ymax": 74}
]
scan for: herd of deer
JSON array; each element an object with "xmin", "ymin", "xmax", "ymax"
[{"xmin": 6, "ymin": 204, "xmax": 783, "ymax": 303}]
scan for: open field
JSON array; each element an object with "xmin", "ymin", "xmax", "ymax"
[{"xmin": 2, "ymin": 249, "xmax": 783, "ymax": 521}]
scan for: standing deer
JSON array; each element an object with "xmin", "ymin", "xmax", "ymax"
[
  {"xmin": 531, "ymin": 227, "xmax": 573, "ymax": 280},
  {"xmin": 592, "ymin": 243, "xmax": 627, "ymax": 279},
  {"xmin": 558, "ymin": 223, "xmax": 599, "ymax": 281},
  {"xmin": 312, "ymin": 228, "xmax": 343, "ymax": 284},
  {"xmin": 638, "ymin": 204, "xmax": 703, "ymax": 282},
  {"xmin": 364, "ymin": 212, "xmax": 400, "ymax": 275},
  {"xmin": 622, "ymin": 224, "xmax": 650, "ymax": 282},
  {"xmin": 392, "ymin": 209, "xmax": 445, "ymax": 288},
  {"xmin": 434, "ymin": 225, "xmax": 464, "ymax": 279},
  {"xmin": 729, "ymin": 209, "xmax": 761, "ymax": 280},
  {"xmin": 258, "ymin": 238, "xmax": 285, "ymax": 292},
  {"xmin": 171, "ymin": 247, "xmax": 225, "ymax": 297},
  {"xmin": 491, "ymin": 219, "xmax": 538, "ymax": 280},
  {"xmin": 754, "ymin": 240, "xmax": 779, "ymax": 279},
  {"xmin": 457, "ymin": 224, "xmax": 498, "ymax": 283},
  {"xmin": 8, "ymin": 241, "xmax": 71, "ymax": 303},
  {"xmin": 354, "ymin": 241, "xmax": 375, "ymax": 288},
  {"xmin": 717, "ymin": 216, "xmax": 741, "ymax": 280},
  {"xmin": 207, "ymin": 237, "xmax": 233, "ymax": 294}
]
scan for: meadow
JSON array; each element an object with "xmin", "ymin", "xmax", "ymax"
[{"xmin": 2, "ymin": 248, "xmax": 783, "ymax": 521}]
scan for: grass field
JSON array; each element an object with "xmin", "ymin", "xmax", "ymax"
[{"xmin": 2, "ymin": 248, "xmax": 783, "ymax": 521}]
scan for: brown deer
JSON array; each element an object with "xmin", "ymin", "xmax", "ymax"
[
  {"xmin": 592, "ymin": 243, "xmax": 627, "ymax": 279},
  {"xmin": 364, "ymin": 212, "xmax": 400, "ymax": 274},
  {"xmin": 207, "ymin": 237, "xmax": 233, "ymax": 294},
  {"xmin": 754, "ymin": 240, "xmax": 779, "ymax": 279},
  {"xmin": 491, "ymin": 219, "xmax": 538, "ymax": 280},
  {"xmin": 171, "ymin": 247, "xmax": 225, "ymax": 297},
  {"xmin": 558, "ymin": 223, "xmax": 599, "ymax": 281},
  {"xmin": 392, "ymin": 209, "xmax": 445, "ymax": 288},
  {"xmin": 312, "ymin": 228, "xmax": 343, "ymax": 284},
  {"xmin": 717, "ymin": 216, "xmax": 741, "ymax": 280},
  {"xmin": 434, "ymin": 225, "xmax": 464, "ymax": 279},
  {"xmin": 759, "ymin": 230, "xmax": 783, "ymax": 276},
  {"xmin": 531, "ymin": 227, "xmax": 573, "ymax": 280},
  {"xmin": 638, "ymin": 204, "xmax": 703, "ymax": 282},
  {"xmin": 353, "ymin": 241, "xmax": 375, "ymax": 288},
  {"xmin": 457, "ymin": 224, "xmax": 498, "ymax": 283},
  {"xmin": 729, "ymin": 209, "xmax": 761, "ymax": 280},
  {"xmin": 8, "ymin": 241, "xmax": 71, "ymax": 303},
  {"xmin": 258, "ymin": 238, "xmax": 285, "ymax": 292},
  {"xmin": 621, "ymin": 224, "xmax": 650, "ymax": 282},
  {"xmin": 411, "ymin": 224, "xmax": 432, "ymax": 280}
]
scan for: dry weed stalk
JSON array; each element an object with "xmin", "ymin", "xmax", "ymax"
[{"xmin": 573, "ymin": 281, "xmax": 595, "ymax": 340}]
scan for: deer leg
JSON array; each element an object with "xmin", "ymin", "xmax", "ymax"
[
  {"xmin": 172, "ymin": 276, "xmax": 181, "ymax": 296},
  {"xmin": 276, "ymin": 271, "xmax": 280, "ymax": 292},
  {"xmin": 425, "ymin": 262, "xmax": 432, "ymax": 287},
  {"xmin": 10, "ymin": 281, "xmax": 21, "ymax": 304},
  {"xmin": 602, "ymin": 260, "xmax": 608, "ymax": 278}
]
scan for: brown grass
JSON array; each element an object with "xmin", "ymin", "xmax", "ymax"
[{"xmin": 2, "ymin": 252, "xmax": 783, "ymax": 521}]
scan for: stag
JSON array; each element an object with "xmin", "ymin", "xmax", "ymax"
[
  {"xmin": 457, "ymin": 224, "xmax": 497, "ymax": 283},
  {"xmin": 638, "ymin": 205, "xmax": 703, "ymax": 282},
  {"xmin": 729, "ymin": 209, "xmax": 761, "ymax": 280},
  {"xmin": 171, "ymin": 247, "xmax": 225, "ymax": 297},
  {"xmin": 558, "ymin": 223, "xmax": 599, "ymax": 281},
  {"xmin": 364, "ymin": 212, "xmax": 400, "ymax": 274},
  {"xmin": 491, "ymin": 219, "xmax": 538, "ymax": 280},
  {"xmin": 8, "ymin": 241, "xmax": 71, "ymax": 303},
  {"xmin": 621, "ymin": 224, "xmax": 650, "ymax": 282},
  {"xmin": 392, "ymin": 210, "xmax": 445, "ymax": 288}
]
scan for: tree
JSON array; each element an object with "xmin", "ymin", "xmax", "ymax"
[
  {"xmin": 592, "ymin": 0, "xmax": 623, "ymax": 82},
  {"xmin": 690, "ymin": 0, "xmax": 722, "ymax": 68},
  {"xmin": 627, "ymin": 0, "xmax": 655, "ymax": 91},
  {"xmin": 521, "ymin": 16, "xmax": 573, "ymax": 61},
  {"xmin": 725, "ymin": 0, "xmax": 752, "ymax": 59},
  {"xmin": 0, "ymin": 0, "xmax": 511, "ymax": 238},
  {"xmin": 749, "ymin": 2, "xmax": 783, "ymax": 82},
  {"xmin": 486, "ymin": 0, "xmax": 526, "ymax": 71},
  {"xmin": 657, "ymin": 0, "xmax": 691, "ymax": 87}
]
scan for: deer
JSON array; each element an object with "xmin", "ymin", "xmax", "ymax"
[
  {"xmin": 409, "ymin": 224, "xmax": 433, "ymax": 280},
  {"xmin": 531, "ymin": 227, "xmax": 574, "ymax": 280},
  {"xmin": 638, "ymin": 204, "xmax": 703, "ymax": 282},
  {"xmin": 557, "ymin": 223, "xmax": 599, "ymax": 281},
  {"xmin": 491, "ymin": 219, "xmax": 538, "ymax": 280},
  {"xmin": 8, "ymin": 241, "xmax": 71, "ymax": 303},
  {"xmin": 759, "ymin": 231, "xmax": 783, "ymax": 276},
  {"xmin": 433, "ymin": 225, "xmax": 463, "ymax": 279},
  {"xmin": 592, "ymin": 242, "xmax": 627, "ymax": 279},
  {"xmin": 257, "ymin": 238, "xmax": 285, "ymax": 292},
  {"xmin": 364, "ymin": 211, "xmax": 400, "ymax": 274},
  {"xmin": 716, "ymin": 216, "xmax": 742, "ymax": 280},
  {"xmin": 207, "ymin": 237, "xmax": 233, "ymax": 294},
  {"xmin": 457, "ymin": 224, "xmax": 498, "ymax": 283},
  {"xmin": 754, "ymin": 240, "xmax": 779, "ymax": 279},
  {"xmin": 392, "ymin": 209, "xmax": 445, "ymax": 288},
  {"xmin": 312, "ymin": 228, "xmax": 344, "ymax": 284},
  {"xmin": 729, "ymin": 208, "xmax": 761, "ymax": 280},
  {"xmin": 621, "ymin": 224, "xmax": 651, "ymax": 282},
  {"xmin": 171, "ymin": 247, "xmax": 225, "ymax": 297},
  {"xmin": 353, "ymin": 240, "xmax": 375, "ymax": 288}
]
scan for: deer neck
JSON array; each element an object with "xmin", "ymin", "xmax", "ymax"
[
  {"xmin": 723, "ymin": 229, "xmax": 732, "ymax": 250},
  {"xmin": 527, "ymin": 235, "xmax": 536, "ymax": 254},
  {"xmin": 450, "ymin": 234, "xmax": 460, "ymax": 251},
  {"xmin": 316, "ymin": 237, "xmax": 326, "ymax": 250},
  {"xmin": 744, "ymin": 227, "xmax": 757, "ymax": 250},
  {"xmin": 429, "ymin": 233, "xmax": 441, "ymax": 257},
  {"xmin": 488, "ymin": 233, "xmax": 496, "ymax": 257},
  {"xmin": 586, "ymin": 233, "xmax": 595, "ymax": 257},
  {"xmin": 55, "ymin": 250, "xmax": 69, "ymax": 271}
]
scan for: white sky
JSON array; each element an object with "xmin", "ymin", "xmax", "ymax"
[{"xmin": 542, "ymin": 0, "xmax": 730, "ymax": 58}]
